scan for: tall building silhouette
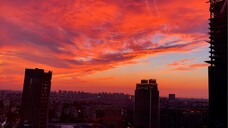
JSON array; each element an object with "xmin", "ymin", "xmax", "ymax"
[
  {"xmin": 206, "ymin": 0, "xmax": 227, "ymax": 127},
  {"xmin": 134, "ymin": 79, "xmax": 159, "ymax": 128},
  {"xmin": 19, "ymin": 68, "xmax": 52, "ymax": 128}
]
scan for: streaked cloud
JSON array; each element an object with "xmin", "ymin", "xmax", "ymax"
[
  {"xmin": 166, "ymin": 59, "xmax": 209, "ymax": 71},
  {"xmin": 0, "ymin": 0, "xmax": 209, "ymax": 97}
]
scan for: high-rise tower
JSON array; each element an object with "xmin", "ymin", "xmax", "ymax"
[
  {"xmin": 19, "ymin": 68, "xmax": 52, "ymax": 128},
  {"xmin": 206, "ymin": 0, "xmax": 227, "ymax": 127},
  {"xmin": 134, "ymin": 79, "xmax": 159, "ymax": 128}
]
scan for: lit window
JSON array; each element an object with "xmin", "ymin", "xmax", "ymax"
[{"xmin": 29, "ymin": 79, "xmax": 32, "ymax": 85}]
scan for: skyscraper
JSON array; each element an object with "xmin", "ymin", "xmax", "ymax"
[
  {"xmin": 206, "ymin": 0, "xmax": 227, "ymax": 127},
  {"xmin": 134, "ymin": 79, "xmax": 159, "ymax": 128},
  {"xmin": 19, "ymin": 68, "xmax": 52, "ymax": 128}
]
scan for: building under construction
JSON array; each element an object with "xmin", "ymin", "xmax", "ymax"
[{"xmin": 206, "ymin": 0, "xmax": 227, "ymax": 127}]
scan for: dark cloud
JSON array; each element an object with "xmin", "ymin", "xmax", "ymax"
[{"xmin": 14, "ymin": 51, "xmax": 70, "ymax": 68}]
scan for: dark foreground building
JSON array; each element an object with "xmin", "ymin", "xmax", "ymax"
[
  {"xmin": 134, "ymin": 79, "xmax": 159, "ymax": 128},
  {"xmin": 206, "ymin": 0, "xmax": 227, "ymax": 128},
  {"xmin": 19, "ymin": 68, "xmax": 52, "ymax": 128}
]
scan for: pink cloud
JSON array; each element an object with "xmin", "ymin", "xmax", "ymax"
[
  {"xmin": 0, "ymin": 0, "xmax": 209, "ymax": 91},
  {"xmin": 166, "ymin": 59, "xmax": 209, "ymax": 71}
]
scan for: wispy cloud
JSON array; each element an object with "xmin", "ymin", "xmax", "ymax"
[
  {"xmin": 166, "ymin": 59, "xmax": 209, "ymax": 71},
  {"xmin": 0, "ymin": 0, "xmax": 209, "ymax": 90}
]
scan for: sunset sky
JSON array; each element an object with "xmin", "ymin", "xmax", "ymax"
[{"xmin": 0, "ymin": 0, "xmax": 209, "ymax": 98}]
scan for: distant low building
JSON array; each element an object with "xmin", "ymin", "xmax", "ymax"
[{"xmin": 169, "ymin": 94, "xmax": 176, "ymax": 100}]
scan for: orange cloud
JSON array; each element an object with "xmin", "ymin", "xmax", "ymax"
[
  {"xmin": 167, "ymin": 59, "xmax": 196, "ymax": 66},
  {"xmin": 0, "ymin": 0, "xmax": 209, "ymax": 96},
  {"xmin": 166, "ymin": 59, "xmax": 209, "ymax": 71}
]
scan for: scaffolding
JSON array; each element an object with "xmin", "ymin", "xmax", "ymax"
[{"xmin": 206, "ymin": 0, "xmax": 227, "ymax": 128}]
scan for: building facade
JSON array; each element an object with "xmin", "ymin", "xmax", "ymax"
[
  {"xmin": 168, "ymin": 94, "xmax": 176, "ymax": 100},
  {"xmin": 206, "ymin": 0, "xmax": 227, "ymax": 127},
  {"xmin": 19, "ymin": 68, "xmax": 52, "ymax": 128},
  {"xmin": 134, "ymin": 79, "xmax": 159, "ymax": 128}
]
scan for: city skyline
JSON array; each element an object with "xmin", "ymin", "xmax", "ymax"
[{"xmin": 0, "ymin": 0, "xmax": 209, "ymax": 98}]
